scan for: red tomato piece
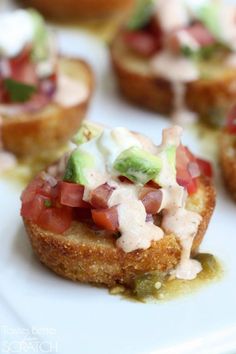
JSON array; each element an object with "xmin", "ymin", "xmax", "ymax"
[
  {"xmin": 122, "ymin": 30, "xmax": 159, "ymax": 57},
  {"xmin": 186, "ymin": 178, "xmax": 198, "ymax": 195},
  {"xmin": 9, "ymin": 46, "xmax": 37, "ymax": 86},
  {"xmin": 21, "ymin": 177, "xmax": 45, "ymax": 203},
  {"xmin": 90, "ymin": 183, "xmax": 114, "ymax": 209},
  {"xmin": 196, "ymin": 158, "xmax": 213, "ymax": 178},
  {"xmin": 60, "ymin": 181, "xmax": 89, "ymax": 208},
  {"xmin": 176, "ymin": 145, "xmax": 198, "ymax": 194},
  {"xmin": 91, "ymin": 206, "xmax": 119, "ymax": 232},
  {"xmin": 187, "ymin": 23, "xmax": 215, "ymax": 46},
  {"xmin": 168, "ymin": 23, "xmax": 215, "ymax": 54},
  {"xmin": 21, "ymin": 194, "xmax": 49, "ymax": 221},
  {"xmin": 139, "ymin": 187, "xmax": 163, "ymax": 214},
  {"xmin": 226, "ymin": 105, "xmax": 236, "ymax": 134},
  {"xmin": 37, "ymin": 206, "xmax": 73, "ymax": 234}
]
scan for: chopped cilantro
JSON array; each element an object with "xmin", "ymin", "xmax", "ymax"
[
  {"xmin": 3, "ymin": 79, "xmax": 36, "ymax": 103},
  {"xmin": 44, "ymin": 199, "xmax": 52, "ymax": 208}
]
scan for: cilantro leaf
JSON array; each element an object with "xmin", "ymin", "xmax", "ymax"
[
  {"xmin": 3, "ymin": 79, "xmax": 37, "ymax": 103},
  {"xmin": 127, "ymin": 0, "xmax": 154, "ymax": 31}
]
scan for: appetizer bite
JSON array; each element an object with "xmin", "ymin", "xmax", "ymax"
[
  {"xmin": 219, "ymin": 105, "xmax": 236, "ymax": 200},
  {"xmin": 1, "ymin": 10, "xmax": 93, "ymax": 156},
  {"xmin": 19, "ymin": 0, "xmax": 135, "ymax": 21},
  {"xmin": 21, "ymin": 122, "xmax": 215, "ymax": 293},
  {"xmin": 111, "ymin": 0, "xmax": 236, "ymax": 126}
]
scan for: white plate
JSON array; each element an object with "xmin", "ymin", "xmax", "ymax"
[{"xmin": 1, "ymin": 23, "xmax": 236, "ymax": 354}]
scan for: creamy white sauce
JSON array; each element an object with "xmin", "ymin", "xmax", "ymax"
[
  {"xmin": 156, "ymin": 126, "xmax": 181, "ymax": 187},
  {"xmin": 53, "ymin": 74, "xmax": 89, "ymax": 108},
  {"xmin": 160, "ymin": 185, "xmax": 186, "ymax": 210},
  {"xmin": 171, "ymin": 82, "xmax": 198, "ymax": 125},
  {"xmin": 81, "ymin": 128, "xmax": 141, "ymax": 200},
  {"xmin": 218, "ymin": 4, "xmax": 236, "ymax": 50},
  {"xmin": 162, "ymin": 207, "xmax": 202, "ymax": 280},
  {"xmin": 150, "ymin": 51, "xmax": 199, "ymax": 82},
  {"xmin": 0, "ymin": 11, "xmax": 34, "ymax": 57},
  {"xmin": 108, "ymin": 182, "xmax": 163, "ymax": 253},
  {"xmin": 155, "ymin": 0, "xmax": 189, "ymax": 33},
  {"xmin": 175, "ymin": 29, "xmax": 200, "ymax": 52}
]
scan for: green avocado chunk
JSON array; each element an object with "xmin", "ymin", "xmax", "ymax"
[
  {"xmin": 28, "ymin": 9, "xmax": 48, "ymax": 61},
  {"xmin": 113, "ymin": 146, "xmax": 162, "ymax": 184},
  {"xmin": 73, "ymin": 121, "xmax": 103, "ymax": 145},
  {"xmin": 196, "ymin": 1, "xmax": 220, "ymax": 40},
  {"xmin": 126, "ymin": 0, "xmax": 154, "ymax": 30},
  {"xmin": 63, "ymin": 149, "xmax": 94, "ymax": 185}
]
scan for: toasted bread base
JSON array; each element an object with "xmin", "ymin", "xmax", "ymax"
[
  {"xmin": 24, "ymin": 176, "xmax": 215, "ymax": 288},
  {"xmin": 111, "ymin": 35, "xmax": 236, "ymax": 124},
  {"xmin": 2, "ymin": 58, "xmax": 94, "ymax": 157},
  {"xmin": 19, "ymin": 0, "xmax": 134, "ymax": 20},
  {"xmin": 219, "ymin": 131, "xmax": 236, "ymax": 200}
]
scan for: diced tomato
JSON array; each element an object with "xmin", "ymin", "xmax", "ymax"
[
  {"xmin": 187, "ymin": 23, "xmax": 215, "ymax": 46},
  {"xmin": 21, "ymin": 194, "xmax": 49, "ymax": 221},
  {"xmin": 139, "ymin": 187, "xmax": 163, "ymax": 214},
  {"xmin": 186, "ymin": 178, "xmax": 198, "ymax": 195},
  {"xmin": 226, "ymin": 105, "xmax": 236, "ymax": 134},
  {"xmin": 90, "ymin": 183, "xmax": 114, "ymax": 209},
  {"xmin": 122, "ymin": 30, "xmax": 159, "ymax": 57},
  {"xmin": 9, "ymin": 46, "xmax": 37, "ymax": 86},
  {"xmin": 37, "ymin": 206, "xmax": 73, "ymax": 234},
  {"xmin": 168, "ymin": 22, "xmax": 215, "ymax": 54},
  {"xmin": 91, "ymin": 206, "xmax": 119, "ymax": 232},
  {"xmin": 176, "ymin": 144, "xmax": 198, "ymax": 194},
  {"xmin": 196, "ymin": 158, "xmax": 213, "ymax": 178},
  {"xmin": 76, "ymin": 207, "xmax": 92, "ymax": 221},
  {"xmin": 21, "ymin": 177, "xmax": 45, "ymax": 204},
  {"xmin": 59, "ymin": 181, "xmax": 89, "ymax": 208},
  {"xmin": 118, "ymin": 176, "xmax": 133, "ymax": 184}
]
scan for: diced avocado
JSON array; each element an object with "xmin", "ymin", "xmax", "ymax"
[
  {"xmin": 72, "ymin": 121, "xmax": 103, "ymax": 145},
  {"xmin": 63, "ymin": 149, "xmax": 94, "ymax": 185},
  {"xmin": 126, "ymin": 0, "xmax": 154, "ymax": 30},
  {"xmin": 28, "ymin": 9, "xmax": 48, "ymax": 61},
  {"xmin": 113, "ymin": 146, "xmax": 162, "ymax": 184},
  {"xmin": 196, "ymin": 2, "xmax": 220, "ymax": 40}
]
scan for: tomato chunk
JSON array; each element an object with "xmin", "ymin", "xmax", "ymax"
[
  {"xmin": 197, "ymin": 158, "xmax": 213, "ymax": 178},
  {"xmin": 9, "ymin": 46, "xmax": 37, "ymax": 86},
  {"xmin": 21, "ymin": 194, "xmax": 49, "ymax": 221},
  {"xmin": 92, "ymin": 206, "xmax": 119, "ymax": 232},
  {"xmin": 139, "ymin": 187, "xmax": 163, "ymax": 214},
  {"xmin": 226, "ymin": 105, "xmax": 236, "ymax": 134},
  {"xmin": 168, "ymin": 23, "xmax": 215, "ymax": 54},
  {"xmin": 176, "ymin": 145, "xmax": 198, "ymax": 194},
  {"xmin": 60, "ymin": 181, "xmax": 89, "ymax": 208},
  {"xmin": 122, "ymin": 30, "xmax": 159, "ymax": 57},
  {"xmin": 90, "ymin": 183, "xmax": 114, "ymax": 209},
  {"xmin": 37, "ymin": 206, "xmax": 73, "ymax": 234}
]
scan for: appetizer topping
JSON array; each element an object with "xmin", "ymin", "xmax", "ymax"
[
  {"xmin": 0, "ymin": 10, "xmax": 88, "ymax": 112},
  {"xmin": 21, "ymin": 124, "xmax": 214, "ymax": 280},
  {"xmin": 123, "ymin": 0, "xmax": 236, "ymax": 123}
]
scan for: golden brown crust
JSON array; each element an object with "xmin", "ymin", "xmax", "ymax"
[
  {"xmin": 23, "ymin": 176, "xmax": 215, "ymax": 288},
  {"xmin": 2, "ymin": 57, "xmax": 94, "ymax": 157},
  {"xmin": 219, "ymin": 130, "xmax": 236, "ymax": 201},
  {"xmin": 111, "ymin": 35, "xmax": 236, "ymax": 122},
  {"xmin": 19, "ymin": 0, "xmax": 134, "ymax": 20}
]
